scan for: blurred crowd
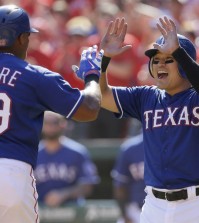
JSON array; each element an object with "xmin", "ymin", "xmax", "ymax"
[{"xmin": 3, "ymin": 0, "xmax": 199, "ymax": 139}]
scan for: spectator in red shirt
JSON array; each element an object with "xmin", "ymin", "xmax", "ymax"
[{"xmin": 52, "ymin": 15, "xmax": 94, "ymax": 89}]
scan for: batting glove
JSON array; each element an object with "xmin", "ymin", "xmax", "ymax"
[{"xmin": 72, "ymin": 45, "xmax": 104, "ymax": 80}]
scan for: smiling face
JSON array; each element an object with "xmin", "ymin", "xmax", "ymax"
[{"xmin": 151, "ymin": 52, "xmax": 191, "ymax": 95}]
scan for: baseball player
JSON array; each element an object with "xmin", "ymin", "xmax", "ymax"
[
  {"xmin": 73, "ymin": 17, "xmax": 199, "ymax": 223},
  {"xmin": 111, "ymin": 132, "xmax": 145, "ymax": 223},
  {"xmin": 0, "ymin": 4, "xmax": 103, "ymax": 223},
  {"xmin": 35, "ymin": 111, "xmax": 100, "ymax": 207},
  {"xmin": 154, "ymin": 17, "xmax": 199, "ymax": 94}
]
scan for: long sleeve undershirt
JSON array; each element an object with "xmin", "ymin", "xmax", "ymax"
[{"xmin": 172, "ymin": 47, "xmax": 199, "ymax": 93}]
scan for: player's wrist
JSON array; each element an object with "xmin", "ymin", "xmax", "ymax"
[
  {"xmin": 84, "ymin": 74, "xmax": 99, "ymax": 84},
  {"xmin": 84, "ymin": 70, "xmax": 100, "ymax": 78},
  {"xmin": 172, "ymin": 46, "xmax": 184, "ymax": 57},
  {"xmin": 102, "ymin": 55, "xmax": 111, "ymax": 73}
]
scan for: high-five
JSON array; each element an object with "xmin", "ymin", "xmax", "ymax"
[{"xmin": 100, "ymin": 18, "xmax": 132, "ymax": 112}]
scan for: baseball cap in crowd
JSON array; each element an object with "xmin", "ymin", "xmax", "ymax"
[
  {"xmin": 96, "ymin": 1, "xmax": 120, "ymax": 17},
  {"xmin": 65, "ymin": 16, "xmax": 93, "ymax": 37}
]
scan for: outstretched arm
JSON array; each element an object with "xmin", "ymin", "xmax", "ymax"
[
  {"xmin": 154, "ymin": 16, "xmax": 199, "ymax": 92},
  {"xmin": 100, "ymin": 18, "xmax": 132, "ymax": 112}
]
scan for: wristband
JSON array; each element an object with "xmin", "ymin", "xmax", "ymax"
[
  {"xmin": 102, "ymin": 56, "xmax": 111, "ymax": 73},
  {"xmin": 84, "ymin": 74, "xmax": 99, "ymax": 84}
]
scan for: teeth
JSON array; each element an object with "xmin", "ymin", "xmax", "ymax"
[
  {"xmin": 157, "ymin": 71, "xmax": 168, "ymax": 79},
  {"xmin": 158, "ymin": 71, "xmax": 167, "ymax": 74}
]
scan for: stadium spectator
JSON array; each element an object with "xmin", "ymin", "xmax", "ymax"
[{"xmin": 52, "ymin": 15, "xmax": 94, "ymax": 90}]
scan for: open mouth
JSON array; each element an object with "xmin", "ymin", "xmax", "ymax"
[{"xmin": 157, "ymin": 71, "xmax": 168, "ymax": 79}]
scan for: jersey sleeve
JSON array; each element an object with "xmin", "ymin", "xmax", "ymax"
[
  {"xmin": 112, "ymin": 86, "xmax": 156, "ymax": 120},
  {"xmin": 36, "ymin": 69, "xmax": 83, "ymax": 118}
]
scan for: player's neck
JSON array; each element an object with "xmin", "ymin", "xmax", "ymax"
[{"xmin": 44, "ymin": 139, "xmax": 61, "ymax": 153}]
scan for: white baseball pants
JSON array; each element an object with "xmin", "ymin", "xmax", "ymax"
[
  {"xmin": 0, "ymin": 158, "xmax": 39, "ymax": 223},
  {"xmin": 140, "ymin": 186, "xmax": 199, "ymax": 223}
]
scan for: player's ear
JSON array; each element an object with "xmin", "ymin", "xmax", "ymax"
[{"xmin": 17, "ymin": 33, "xmax": 30, "ymax": 45}]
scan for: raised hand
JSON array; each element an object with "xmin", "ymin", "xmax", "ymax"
[
  {"xmin": 100, "ymin": 17, "xmax": 132, "ymax": 58},
  {"xmin": 72, "ymin": 45, "xmax": 104, "ymax": 80},
  {"xmin": 154, "ymin": 16, "xmax": 180, "ymax": 54}
]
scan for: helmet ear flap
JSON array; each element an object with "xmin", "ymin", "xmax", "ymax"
[{"xmin": 148, "ymin": 58, "xmax": 154, "ymax": 78}]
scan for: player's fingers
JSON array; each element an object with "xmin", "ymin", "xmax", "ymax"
[
  {"xmin": 153, "ymin": 43, "xmax": 161, "ymax": 50},
  {"xmin": 164, "ymin": 16, "xmax": 173, "ymax": 31},
  {"xmin": 119, "ymin": 22, "xmax": 128, "ymax": 42},
  {"xmin": 156, "ymin": 23, "xmax": 167, "ymax": 37},
  {"xmin": 164, "ymin": 16, "xmax": 170, "ymax": 25},
  {"xmin": 86, "ymin": 47, "xmax": 93, "ymax": 60},
  {"xmin": 96, "ymin": 49, "xmax": 104, "ymax": 63},
  {"xmin": 119, "ymin": 45, "xmax": 132, "ymax": 54},
  {"xmin": 164, "ymin": 16, "xmax": 172, "ymax": 27},
  {"xmin": 91, "ymin": 45, "xmax": 98, "ymax": 59},
  {"xmin": 159, "ymin": 16, "xmax": 172, "ymax": 32},
  {"xmin": 169, "ymin": 18, "xmax": 177, "ymax": 32},
  {"xmin": 98, "ymin": 49, "xmax": 104, "ymax": 59},
  {"xmin": 118, "ymin": 18, "xmax": 125, "ymax": 35},
  {"xmin": 81, "ymin": 50, "xmax": 87, "ymax": 60},
  {"xmin": 106, "ymin": 21, "xmax": 114, "ymax": 36},
  {"xmin": 153, "ymin": 43, "xmax": 160, "ymax": 49},
  {"xmin": 159, "ymin": 17, "xmax": 167, "ymax": 29},
  {"xmin": 71, "ymin": 65, "xmax": 79, "ymax": 74},
  {"xmin": 111, "ymin": 18, "xmax": 120, "ymax": 35}
]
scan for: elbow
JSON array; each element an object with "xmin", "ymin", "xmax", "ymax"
[
  {"xmin": 86, "ymin": 98, "xmax": 101, "ymax": 121},
  {"xmin": 72, "ymin": 96, "xmax": 101, "ymax": 122},
  {"xmin": 88, "ymin": 112, "xmax": 99, "ymax": 121}
]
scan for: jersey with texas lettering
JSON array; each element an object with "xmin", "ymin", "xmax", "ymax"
[
  {"xmin": 0, "ymin": 54, "xmax": 83, "ymax": 168},
  {"xmin": 34, "ymin": 136, "xmax": 100, "ymax": 204},
  {"xmin": 111, "ymin": 133, "xmax": 145, "ymax": 207},
  {"xmin": 113, "ymin": 85, "xmax": 199, "ymax": 189}
]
